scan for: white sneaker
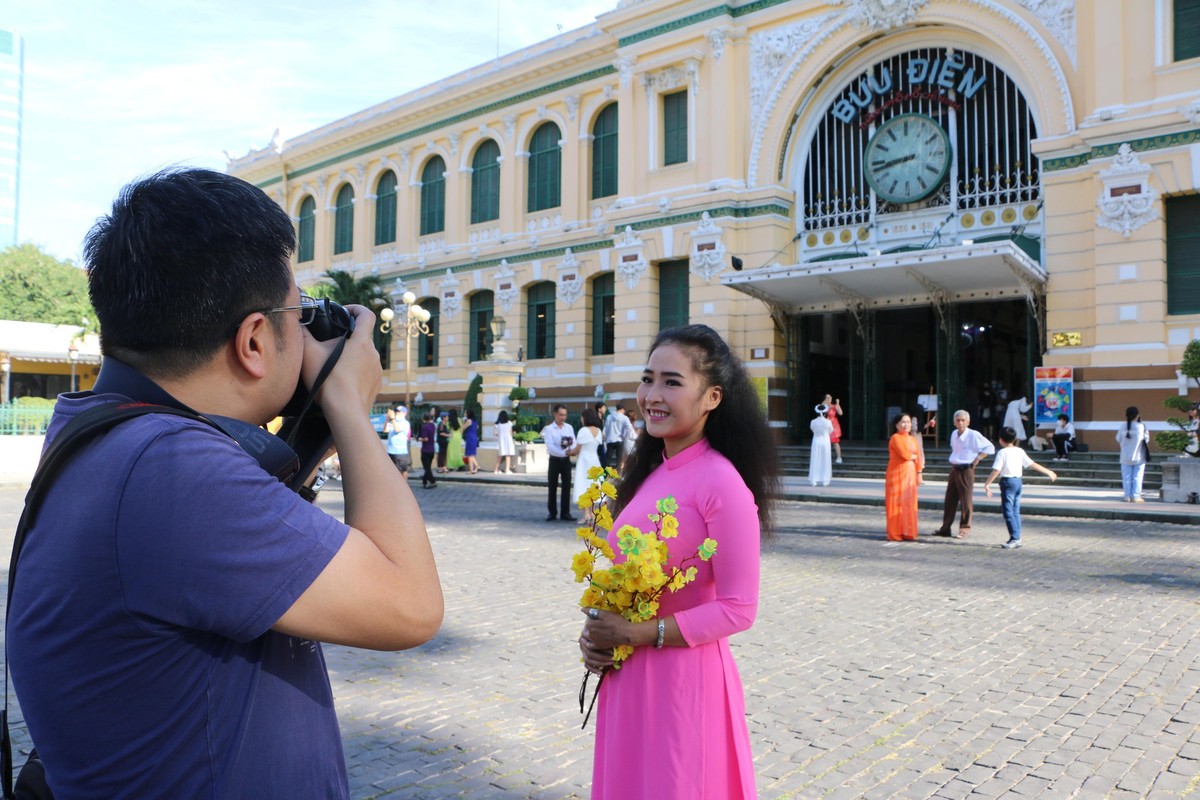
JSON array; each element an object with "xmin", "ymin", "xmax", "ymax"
[{"xmin": 836, "ymin": 458, "xmax": 843, "ymax": 465}]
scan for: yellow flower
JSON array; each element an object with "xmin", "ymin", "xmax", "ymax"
[
  {"xmin": 600, "ymin": 481, "xmax": 617, "ymax": 499},
  {"xmin": 668, "ymin": 571, "xmax": 688, "ymax": 592},
  {"xmin": 660, "ymin": 514, "xmax": 679, "ymax": 538},
  {"xmin": 604, "ymin": 466, "xmax": 620, "ymax": 480},
  {"xmin": 598, "ymin": 540, "xmax": 615, "ymax": 560},
  {"xmin": 587, "ymin": 465, "xmax": 606, "ymax": 481},
  {"xmin": 612, "ymin": 644, "xmax": 634, "ymax": 664},
  {"xmin": 595, "ymin": 506, "xmax": 614, "ymax": 531},
  {"xmin": 576, "ymin": 526, "xmax": 592, "ymax": 540},
  {"xmin": 637, "ymin": 599, "xmax": 659, "ymax": 619},
  {"xmin": 580, "ymin": 585, "xmax": 604, "ymax": 608},
  {"xmin": 656, "ymin": 496, "xmax": 679, "ymax": 515},
  {"xmin": 698, "ymin": 538, "xmax": 718, "ymax": 560},
  {"xmin": 572, "ymin": 551, "xmax": 595, "ymax": 582},
  {"xmin": 685, "ymin": 566, "xmax": 698, "ymax": 581}
]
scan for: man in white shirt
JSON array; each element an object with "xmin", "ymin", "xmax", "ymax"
[
  {"xmin": 603, "ymin": 403, "xmax": 634, "ymax": 469},
  {"xmin": 540, "ymin": 404, "xmax": 577, "ymax": 522},
  {"xmin": 933, "ymin": 410, "xmax": 996, "ymax": 539}
]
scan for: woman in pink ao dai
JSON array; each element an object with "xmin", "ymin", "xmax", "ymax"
[{"xmin": 578, "ymin": 325, "xmax": 779, "ymax": 799}]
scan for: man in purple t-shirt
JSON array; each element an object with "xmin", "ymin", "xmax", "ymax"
[{"xmin": 6, "ymin": 169, "xmax": 444, "ymax": 798}]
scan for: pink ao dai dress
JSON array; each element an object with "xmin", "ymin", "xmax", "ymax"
[{"xmin": 592, "ymin": 438, "xmax": 760, "ymax": 799}]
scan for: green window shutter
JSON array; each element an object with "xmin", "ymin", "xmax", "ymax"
[
  {"xmin": 1167, "ymin": 194, "xmax": 1200, "ymax": 315},
  {"xmin": 592, "ymin": 272, "xmax": 615, "ymax": 355},
  {"xmin": 659, "ymin": 259, "xmax": 690, "ymax": 330},
  {"xmin": 374, "ymin": 171, "xmax": 397, "ymax": 245},
  {"xmin": 420, "ymin": 157, "xmax": 446, "ymax": 236},
  {"xmin": 471, "ymin": 140, "xmax": 501, "ymax": 224},
  {"xmin": 528, "ymin": 123, "xmax": 562, "ymax": 213},
  {"xmin": 417, "ymin": 298, "xmax": 439, "ymax": 367},
  {"xmin": 663, "ymin": 90, "xmax": 688, "ymax": 166},
  {"xmin": 1177, "ymin": 0, "xmax": 1200, "ymax": 61},
  {"xmin": 527, "ymin": 281, "xmax": 556, "ymax": 359},
  {"xmin": 469, "ymin": 291, "xmax": 494, "ymax": 362},
  {"xmin": 591, "ymin": 104, "xmax": 618, "ymax": 200},
  {"xmin": 334, "ymin": 185, "xmax": 354, "ymax": 255},
  {"xmin": 298, "ymin": 196, "xmax": 316, "ymax": 262}
]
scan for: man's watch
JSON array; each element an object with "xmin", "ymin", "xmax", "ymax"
[{"xmin": 298, "ymin": 472, "xmax": 328, "ymax": 503}]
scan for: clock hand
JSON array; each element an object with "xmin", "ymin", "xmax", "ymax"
[{"xmin": 879, "ymin": 153, "xmax": 918, "ymax": 169}]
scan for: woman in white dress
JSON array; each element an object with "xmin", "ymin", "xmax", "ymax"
[
  {"xmin": 572, "ymin": 406, "xmax": 604, "ymax": 504},
  {"xmin": 494, "ymin": 409, "xmax": 516, "ymax": 474},
  {"xmin": 809, "ymin": 404, "xmax": 834, "ymax": 487}
]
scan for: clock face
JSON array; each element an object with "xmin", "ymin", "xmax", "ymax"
[{"xmin": 863, "ymin": 114, "xmax": 951, "ymax": 205}]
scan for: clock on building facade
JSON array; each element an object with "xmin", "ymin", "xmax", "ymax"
[{"xmin": 863, "ymin": 113, "xmax": 950, "ymax": 205}]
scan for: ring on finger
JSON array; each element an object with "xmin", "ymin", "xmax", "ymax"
[{"xmin": 587, "ymin": 608, "xmax": 600, "ymax": 620}]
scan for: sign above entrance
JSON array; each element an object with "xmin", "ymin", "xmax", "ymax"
[{"xmin": 831, "ymin": 51, "xmax": 990, "ymax": 127}]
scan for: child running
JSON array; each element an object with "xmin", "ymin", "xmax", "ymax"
[{"xmin": 983, "ymin": 426, "xmax": 1058, "ymax": 549}]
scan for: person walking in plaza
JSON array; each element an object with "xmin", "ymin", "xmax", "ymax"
[
  {"xmin": 578, "ymin": 324, "xmax": 779, "ymax": 800},
  {"xmin": 1045, "ymin": 413, "xmax": 1076, "ymax": 461},
  {"xmin": 446, "ymin": 408, "xmax": 465, "ymax": 471},
  {"xmin": 809, "ymin": 403, "xmax": 833, "ymax": 487},
  {"xmin": 603, "ymin": 403, "xmax": 634, "ymax": 470},
  {"xmin": 983, "ymin": 426, "xmax": 1058, "ymax": 549},
  {"xmin": 823, "ymin": 393, "xmax": 845, "ymax": 464},
  {"xmin": 621, "ymin": 407, "xmax": 640, "ymax": 469},
  {"xmin": 384, "ymin": 405, "xmax": 412, "ymax": 477},
  {"xmin": 5, "ymin": 168, "xmax": 443, "ymax": 797},
  {"xmin": 572, "ymin": 407, "xmax": 604, "ymax": 508},
  {"xmin": 541, "ymin": 404, "xmax": 577, "ymax": 521},
  {"xmin": 435, "ymin": 410, "xmax": 450, "ymax": 473},
  {"xmin": 462, "ymin": 409, "xmax": 480, "ymax": 474},
  {"xmin": 494, "ymin": 409, "xmax": 516, "ymax": 473},
  {"xmin": 419, "ymin": 412, "xmax": 438, "ymax": 489},
  {"xmin": 885, "ymin": 413, "xmax": 924, "ymax": 541},
  {"xmin": 1116, "ymin": 405, "xmax": 1150, "ymax": 502},
  {"xmin": 933, "ymin": 410, "xmax": 995, "ymax": 539}
]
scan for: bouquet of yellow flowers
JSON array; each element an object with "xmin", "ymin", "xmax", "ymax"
[{"xmin": 572, "ymin": 465, "xmax": 718, "ymax": 663}]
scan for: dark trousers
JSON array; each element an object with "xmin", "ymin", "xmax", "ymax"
[
  {"xmin": 421, "ymin": 452, "xmax": 436, "ymax": 486},
  {"xmin": 604, "ymin": 441, "xmax": 624, "ymax": 468},
  {"xmin": 938, "ymin": 464, "xmax": 976, "ymax": 534},
  {"xmin": 547, "ymin": 455, "xmax": 573, "ymax": 518},
  {"xmin": 1052, "ymin": 433, "xmax": 1073, "ymax": 458}
]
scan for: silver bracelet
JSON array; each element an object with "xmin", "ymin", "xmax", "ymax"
[{"xmin": 655, "ymin": 618, "xmax": 665, "ymax": 649}]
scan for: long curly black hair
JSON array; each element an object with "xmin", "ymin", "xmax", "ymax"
[{"xmin": 613, "ymin": 324, "xmax": 780, "ymax": 536}]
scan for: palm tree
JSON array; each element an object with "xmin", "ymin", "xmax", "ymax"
[{"xmin": 307, "ymin": 269, "xmax": 394, "ymax": 368}]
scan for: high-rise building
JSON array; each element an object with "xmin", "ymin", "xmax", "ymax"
[{"xmin": 0, "ymin": 28, "xmax": 23, "ymax": 250}]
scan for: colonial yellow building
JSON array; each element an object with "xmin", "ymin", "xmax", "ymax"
[{"xmin": 228, "ymin": 0, "xmax": 1200, "ymax": 450}]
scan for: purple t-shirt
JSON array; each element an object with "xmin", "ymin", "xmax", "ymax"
[{"xmin": 8, "ymin": 393, "xmax": 351, "ymax": 798}]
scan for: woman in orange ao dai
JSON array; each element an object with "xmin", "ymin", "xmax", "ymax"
[{"xmin": 885, "ymin": 413, "xmax": 924, "ymax": 540}]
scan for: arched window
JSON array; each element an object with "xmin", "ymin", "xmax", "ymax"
[
  {"xmin": 374, "ymin": 170, "xmax": 397, "ymax": 245},
  {"xmin": 526, "ymin": 281, "xmax": 556, "ymax": 359},
  {"xmin": 420, "ymin": 156, "xmax": 446, "ymax": 236},
  {"xmin": 471, "ymin": 140, "xmax": 501, "ymax": 224},
  {"xmin": 591, "ymin": 103, "xmax": 618, "ymax": 200},
  {"xmin": 591, "ymin": 272, "xmax": 615, "ymax": 355},
  {"xmin": 333, "ymin": 184, "xmax": 354, "ymax": 255},
  {"xmin": 468, "ymin": 291, "xmax": 494, "ymax": 362},
  {"xmin": 417, "ymin": 298, "xmax": 439, "ymax": 367},
  {"xmin": 527, "ymin": 123, "xmax": 561, "ymax": 213},
  {"xmin": 297, "ymin": 196, "xmax": 315, "ymax": 262}
]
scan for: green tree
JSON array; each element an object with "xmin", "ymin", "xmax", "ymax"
[
  {"xmin": 1155, "ymin": 339, "xmax": 1200, "ymax": 455},
  {"xmin": 464, "ymin": 374, "xmax": 483, "ymax": 422},
  {"xmin": 306, "ymin": 269, "xmax": 394, "ymax": 368},
  {"xmin": 0, "ymin": 244, "xmax": 96, "ymax": 331}
]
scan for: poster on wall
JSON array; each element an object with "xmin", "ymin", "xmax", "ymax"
[{"xmin": 1034, "ymin": 367, "xmax": 1073, "ymax": 426}]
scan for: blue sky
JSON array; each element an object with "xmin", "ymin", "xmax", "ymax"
[{"xmin": 6, "ymin": 0, "xmax": 613, "ymax": 263}]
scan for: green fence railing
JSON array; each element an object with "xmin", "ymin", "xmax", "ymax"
[{"xmin": 0, "ymin": 405, "xmax": 55, "ymax": 435}]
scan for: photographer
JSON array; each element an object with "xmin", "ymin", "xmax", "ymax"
[
  {"xmin": 6, "ymin": 169, "xmax": 443, "ymax": 798},
  {"xmin": 541, "ymin": 403, "xmax": 577, "ymax": 521}
]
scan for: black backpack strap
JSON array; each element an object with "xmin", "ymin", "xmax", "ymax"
[{"xmin": 3, "ymin": 402, "xmax": 218, "ymax": 799}]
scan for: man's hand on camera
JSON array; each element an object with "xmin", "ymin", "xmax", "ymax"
[{"xmin": 301, "ymin": 304, "xmax": 382, "ymax": 416}]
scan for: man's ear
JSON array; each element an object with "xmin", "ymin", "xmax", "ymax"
[{"xmin": 231, "ymin": 314, "xmax": 270, "ymax": 379}]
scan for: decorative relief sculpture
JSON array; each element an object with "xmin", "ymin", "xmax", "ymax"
[
  {"xmin": 689, "ymin": 212, "xmax": 728, "ymax": 282},
  {"xmin": 556, "ymin": 249, "xmax": 584, "ymax": 307},
  {"xmin": 440, "ymin": 269, "xmax": 462, "ymax": 319},
  {"xmin": 613, "ymin": 226, "xmax": 647, "ymax": 290},
  {"xmin": 1018, "ymin": 0, "xmax": 1076, "ymax": 65},
  {"xmin": 495, "ymin": 260, "xmax": 519, "ymax": 312},
  {"xmin": 833, "ymin": 0, "xmax": 930, "ymax": 31},
  {"xmin": 1095, "ymin": 144, "xmax": 1159, "ymax": 238}
]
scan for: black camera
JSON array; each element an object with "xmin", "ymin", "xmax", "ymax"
[{"xmin": 276, "ymin": 298, "xmax": 356, "ymax": 491}]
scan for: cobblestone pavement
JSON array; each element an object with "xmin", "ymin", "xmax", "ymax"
[{"xmin": 3, "ymin": 482, "xmax": 1200, "ymax": 798}]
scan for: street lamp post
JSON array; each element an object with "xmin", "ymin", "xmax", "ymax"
[
  {"xmin": 68, "ymin": 343, "xmax": 79, "ymax": 393},
  {"xmin": 379, "ymin": 292, "xmax": 431, "ymax": 410},
  {"xmin": 489, "ymin": 315, "xmax": 508, "ymax": 359}
]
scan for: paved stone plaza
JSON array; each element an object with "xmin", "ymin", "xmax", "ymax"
[{"xmin": 3, "ymin": 482, "xmax": 1199, "ymax": 798}]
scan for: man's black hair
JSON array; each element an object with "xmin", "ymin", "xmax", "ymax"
[{"xmin": 84, "ymin": 167, "xmax": 296, "ymax": 378}]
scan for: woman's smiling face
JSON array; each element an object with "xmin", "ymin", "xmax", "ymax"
[{"xmin": 637, "ymin": 343, "xmax": 722, "ymax": 457}]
